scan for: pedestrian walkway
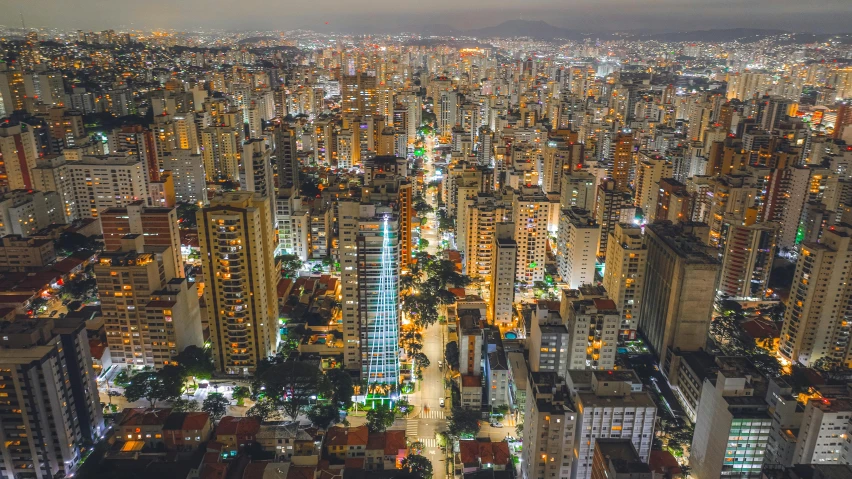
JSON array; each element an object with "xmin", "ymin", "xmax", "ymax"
[
  {"xmin": 417, "ymin": 438, "xmax": 438, "ymax": 448},
  {"xmin": 419, "ymin": 409, "xmax": 445, "ymax": 419},
  {"xmin": 405, "ymin": 419, "xmax": 418, "ymax": 440}
]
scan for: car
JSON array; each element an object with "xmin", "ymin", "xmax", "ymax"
[
  {"xmin": 107, "ymin": 391, "xmax": 122, "ymax": 397},
  {"xmin": 490, "ymin": 421, "xmax": 503, "ymax": 428},
  {"xmin": 49, "ymin": 310, "xmax": 58, "ymax": 317},
  {"xmin": 439, "ymin": 398, "xmax": 445, "ymax": 408},
  {"xmin": 437, "ymin": 360, "xmax": 443, "ymax": 369}
]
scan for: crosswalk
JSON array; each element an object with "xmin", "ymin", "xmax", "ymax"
[
  {"xmin": 405, "ymin": 419, "xmax": 418, "ymax": 440},
  {"xmin": 419, "ymin": 409, "xmax": 445, "ymax": 419},
  {"xmin": 417, "ymin": 438, "xmax": 438, "ymax": 448}
]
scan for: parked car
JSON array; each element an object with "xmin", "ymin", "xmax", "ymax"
[{"xmin": 490, "ymin": 421, "xmax": 503, "ymax": 428}]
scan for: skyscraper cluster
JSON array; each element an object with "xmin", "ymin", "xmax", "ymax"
[{"xmin": 0, "ymin": 21, "xmax": 851, "ymax": 479}]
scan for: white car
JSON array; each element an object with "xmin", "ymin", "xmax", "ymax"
[
  {"xmin": 490, "ymin": 421, "xmax": 503, "ymax": 428},
  {"xmin": 439, "ymin": 398, "xmax": 445, "ymax": 408},
  {"xmin": 438, "ymin": 360, "xmax": 443, "ymax": 369}
]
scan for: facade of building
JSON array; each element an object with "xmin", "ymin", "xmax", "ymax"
[
  {"xmin": 0, "ymin": 318, "xmax": 105, "ymax": 479},
  {"xmin": 198, "ymin": 192, "xmax": 278, "ymax": 374},
  {"xmin": 602, "ymin": 223, "xmax": 647, "ymax": 340}
]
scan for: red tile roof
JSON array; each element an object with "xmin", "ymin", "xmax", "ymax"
[
  {"xmin": 459, "ymin": 440, "xmax": 479, "ymax": 464},
  {"xmin": 462, "ymin": 375, "xmax": 480, "ymax": 387},
  {"xmin": 741, "ymin": 319, "xmax": 780, "ymax": 340},
  {"xmin": 384, "ymin": 430, "xmax": 406, "ymax": 456},
  {"xmin": 89, "ymin": 339, "xmax": 107, "ymax": 360},
  {"xmin": 182, "ymin": 411, "xmax": 211, "ymax": 431},
  {"xmin": 593, "ymin": 298, "xmax": 618, "ymax": 311},
  {"xmin": 119, "ymin": 408, "xmax": 172, "ymax": 427},
  {"xmin": 649, "ymin": 450, "xmax": 682, "ymax": 476},
  {"xmin": 216, "ymin": 416, "xmax": 260, "ymax": 437},
  {"xmin": 278, "ymin": 278, "xmax": 294, "ymax": 297},
  {"xmin": 367, "ymin": 432, "xmax": 385, "ymax": 451},
  {"xmin": 287, "ymin": 466, "xmax": 316, "ymax": 479}
]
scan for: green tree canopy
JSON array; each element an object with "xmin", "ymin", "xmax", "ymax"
[
  {"xmin": 123, "ymin": 370, "xmax": 182, "ymax": 409},
  {"xmin": 174, "ymin": 345, "xmax": 214, "ymax": 385},
  {"xmin": 202, "ymin": 392, "xmax": 230, "ymax": 421},
  {"xmin": 366, "ymin": 403, "xmax": 396, "ymax": 433},
  {"xmin": 448, "ymin": 407, "xmax": 480, "ymax": 438},
  {"xmin": 307, "ymin": 403, "xmax": 341, "ymax": 429},
  {"xmin": 254, "ymin": 360, "xmax": 323, "ymax": 420},
  {"xmin": 401, "ymin": 454, "xmax": 433, "ymax": 479}
]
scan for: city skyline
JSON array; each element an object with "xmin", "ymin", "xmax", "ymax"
[{"xmin": 2, "ymin": 0, "xmax": 852, "ymax": 34}]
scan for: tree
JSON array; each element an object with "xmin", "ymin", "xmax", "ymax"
[
  {"xmin": 325, "ymin": 369, "xmax": 355, "ymax": 410},
  {"xmin": 448, "ymin": 407, "xmax": 480, "ymax": 438},
  {"xmin": 246, "ymin": 398, "xmax": 277, "ymax": 422},
  {"xmin": 401, "ymin": 454, "xmax": 433, "ymax": 479},
  {"xmin": 123, "ymin": 371, "xmax": 181, "ymax": 409},
  {"xmin": 444, "ymin": 341, "xmax": 460, "ymax": 370},
  {"xmin": 177, "ymin": 203, "xmax": 200, "ymax": 228},
  {"xmin": 202, "ymin": 392, "xmax": 230, "ymax": 421},
  {"xmin": 366, "ymin": 403, "xmax": 396, "ymax": 433},
  {"xmin": 114, "ymin": 369, "xmax": 131, "ymax": 388},
  {"xmin": 174, "ymin": 346, "xmax": 214, "ymax": 385},
  {"xmin": 515, "ymin": 422, "xmax": 523, "ymax": 439},
  {"xmin": 255, "ymin": 360, "xmax": 323, "ymax": 420},
  {"xmin": 277, "ymin": 254, "xmax": 304, "ymax": 278},
  {"xmin": 412, "ymin": 352, "xmax": 430, "ymax": 379},
  {"xmin": 172, "ymin": 398, "xmax": 199, "ymax": 412},
  {"xmin": 307, "ymin": 403, "xmax": 341, "ymax": 429},
  {"xmin": 232, "ymin": 386, "xmax": 251, "ymax": 406},
  {"xmin": 394, "ymin": 397, "xmax": 413, "ymax": 417}
]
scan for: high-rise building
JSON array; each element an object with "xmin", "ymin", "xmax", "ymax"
[
  {"xmin": 779, "ymin": 224, "xmax": 852, "ymax": 368},
  {"xmin": 100, "ymin": 202, "xmax": 183, "ymax": 277},
  {"xmin": 832, "ymin": 100, "xmax": 852, "ymax": 140},
  {"xmin": 570, "ymin": 370, "xmax": 657, "ymax": 479},
  {"xmin": 564, "ymin": 298, "xmax": 620, "ymax": 370},
  {"xmin": 108, "ymin": 125, "xmax": 160, "ymax": 183},
  {"xmin": 0, "ymin": 122, "xmax": 39, "ymax": 191},
  {"xmin": 200, "ymin": 126, "xmax": 242, "ymax": 181},
  {"xmin": 198, "ymin": 192, "xmax": 278, "ymax": 374},
  {"xmin": 528, "ymin": 303, "xmax": 569, "ymax": 378},
  {"xmin": 690, "ymin": 357, "xmax": 772, "ymax": 479},
  {"xmin": 162, "ymin": 150, "xmax": 208, "ymax": 205},
  {"xmin": 512, "ymin": 186, "xmax": 552, "ymax": 285},
  {"xmin": 0, "ymin": 65, "xmax": 26, "ymax": 116},
  {"xmin": 719, "ymin": 221, "xmax": 779, "ymax": 298},
  {"xmin": 542, "ymin": 131, "xmax": 582, "ymax": 194},
  {"xmin": 457, "ymin": 301, "xmax": 484, "ymax": 377},
  {"xmin": 0, "ymin": 318, "xmax": 105, "ymax": 479},
  {"xmin": 338, "ymin": 200, "xmax": 402, "ymax": 388},
  {"xmin": 31, "ymin": 154, "xmax": 76, "ymax": 222},
  {"xmin": 763, "ymin": 166, "xmax": 810, "ymax": 251},
  {"xmin": 522, "ymin": 372, "xmax": 577, "ymax": 479},
  {"xmin": 557, "ymin": 208, "xmax": 600, "ymax": 289},
  {"xmin": 594, "ymin": 178, "xmax": 630, "ymax": 259},
  {"xmin": 638, "ymin": 222, "xmax": 720, "ymax": 370},
  {"xmin": 792, "ymin": 397, "xmax": 852, "ymax": 465},
  {"xmin": 96, "ymin": 234, "xmax": 203, "ymax": 368},
  {"xmin": 490, "ymin": 222, "xmax": 517, "ymax": 325},
  {"xmin": 67, "ymin": 155, "xmax": 148, "ymax": 219},
  {"xmin": 560, "ymin": 171, "xmax": 597, "ymax": 211},
  {"xmin": 602, "ymin": 224, "xmax": 647, "ymax": 340},
  {"xmin": 590, "ymin": 439, "xmax": 653, "ymax": 479},
  {"xmin": 611, "ymin": 132, "xmax": 633, "ymax": 190},
  {"xmin": 633, "ymin": 151, "xmax": 673, "ymax": 221}
]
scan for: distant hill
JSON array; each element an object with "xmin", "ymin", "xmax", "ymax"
[
  {"xmin": 407, "ymin": 22, "xmax": 797, "ymax": 42},
  {"xmin": 630, "ymin": 28, "xmax": 788, "ymax": 42}
]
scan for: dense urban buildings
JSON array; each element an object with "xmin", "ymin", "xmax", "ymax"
[{"xmin": 0, "ymin": 15, "xmax": 850, "ymax": 479}]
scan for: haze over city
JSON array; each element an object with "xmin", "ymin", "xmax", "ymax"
[
  {"xmin": 1, "ymin": 2, "xmax": 852, "ymax": 479},
  {"xmin": 4, "ymin": 0, "xmax": 852, "ymax": 33}
]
